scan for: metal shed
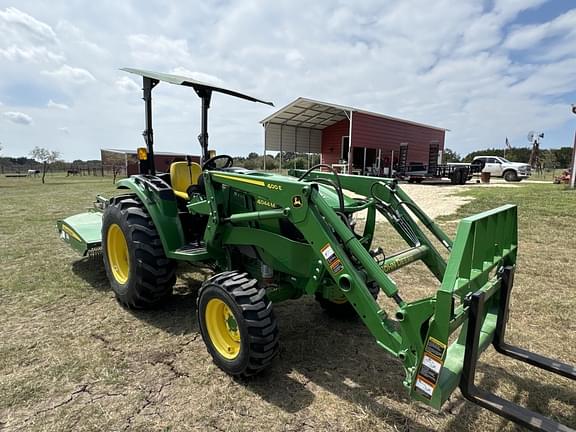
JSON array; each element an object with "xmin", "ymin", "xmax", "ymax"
[{"xmin": 261, "ymin": 97, "xmax": 447, "ymax": 174}]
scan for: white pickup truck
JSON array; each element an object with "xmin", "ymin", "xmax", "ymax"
[{"xmin": 471, "ymin": 156, "xmax": 531, "ymax": 182}]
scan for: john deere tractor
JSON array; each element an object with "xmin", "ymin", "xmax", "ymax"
[{"xmin": 58, "ymin": 68, "xmax": 575, "ymax": 432}]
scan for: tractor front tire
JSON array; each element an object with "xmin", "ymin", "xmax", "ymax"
[
  {"xmin": 102, "ymin": 196, "xmax": 176, "ymax": 309},
  {"xmin": 197, "ymin": 271, "xmax": 279, "ymax": 377},
  {"xmin": 316, "ymin": 282, "xmax": 380, "ymax": 319}
]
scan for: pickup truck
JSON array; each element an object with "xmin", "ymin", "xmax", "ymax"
[{"xmin": 471, "ymin": 156, "xmax": 531, "ymax": 182}]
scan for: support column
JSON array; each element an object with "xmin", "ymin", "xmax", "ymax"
[{"xmin": 347, "ymin": 111, "xmax": 353, "ymax": 173}]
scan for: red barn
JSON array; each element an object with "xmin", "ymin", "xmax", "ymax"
[
  {"xmin": 261, "ymin": 97, "xmax": 447, "ymax": 175},
  {"xmin": 101, "ymin": 149, "xmax": 200, "ymax": 176}
]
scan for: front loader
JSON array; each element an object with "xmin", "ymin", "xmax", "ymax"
[{"xmin": 57, "ymin": 69, "xmax": 575, "ymax": 431}]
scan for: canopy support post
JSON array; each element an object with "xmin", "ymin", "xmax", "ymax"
[
  {"xmin": 196, "ymin": 88, "xmax": 212, "ymax": 164},
  {"xmin": 142, "ymin": 76, "xmax": 159, "ymax": 175}
]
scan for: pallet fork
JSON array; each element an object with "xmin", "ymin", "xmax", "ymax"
[{"xmin": 462, "ymin": 266, "xmax": 575, "ymax": 432}]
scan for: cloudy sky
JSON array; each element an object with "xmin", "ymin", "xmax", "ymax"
[{"xmin": 0, "ymin": 0, "xmax": 575, "ymax": 160}]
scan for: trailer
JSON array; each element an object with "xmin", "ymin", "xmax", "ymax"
[{"xmin": 396, "ymin": 143, "xmax": 479, "ymax": 184}]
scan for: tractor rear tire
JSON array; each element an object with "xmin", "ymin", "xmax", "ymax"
[
  {"xmin": 316, "ymin": 282, "xmax": 380, "ymax": 319},
  {"xmin": 197, "ymin": 271, "xmax": 279, "ymax": 377},
  {"xmin": 102, "ymin": 196, "xmax": 176, "ymax": 309}
]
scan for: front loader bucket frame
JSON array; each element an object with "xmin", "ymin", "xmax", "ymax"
[{"xmin": 285, "ymin": 170, "xmax": 574, "ymax": 431}]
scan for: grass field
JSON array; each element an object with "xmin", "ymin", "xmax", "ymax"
[{"xmin": 0, "ymin": 175, "xmax": 574, "ymax": 432}]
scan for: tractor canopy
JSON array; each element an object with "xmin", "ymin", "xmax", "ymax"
[{"xmin": 121, "ymin": 68, "xmax": 274, "ymax": 106}]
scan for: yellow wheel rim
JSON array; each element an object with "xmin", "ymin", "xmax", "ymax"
[
  {"xmin": 330, "ymin": 296, "xmax": 349, "ymax": 305},
  {"xmin": 205, "ymin": 298, "xmax": 241, "ymax": 360},
  {"xmin": 106, "ymin": 223, "xmax": 130, "ymax": 284}
]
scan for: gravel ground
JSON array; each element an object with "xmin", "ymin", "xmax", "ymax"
[{"xmin": 351, "ymin": 180, "xmax": 518, "ymax": 221}]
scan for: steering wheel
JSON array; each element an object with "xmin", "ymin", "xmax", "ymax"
[{"xmin": 202, "ymin": 154, "xmax": 233, "ymax": 170}]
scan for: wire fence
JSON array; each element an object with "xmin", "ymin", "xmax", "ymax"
[{"xmin": 0, "ymin": 164, "xmax": 127, "ymax": 177}]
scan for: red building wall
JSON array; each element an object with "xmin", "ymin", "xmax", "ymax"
[
  {"xmin": 320, "ymin": 118, "xmax": 350, "ymax": 166},
  {"xmin": 321, "ymin": 113, "xmax": 445, "ymax": 168},
  {"xmin": 126, "ymin": 154, "xmax": 200, "ymax": 175}
]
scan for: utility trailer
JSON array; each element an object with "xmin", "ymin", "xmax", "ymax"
[
  {"xmin": 397, "ymin": 162, "xmax": 478, "ymax": 184},
  {"xmin": 395, "ymin": 142, "xmax": 480, "ymax": 184},
  {"xmin": 57, "ymin": 68, "xmax": 575, "ymax": 432}
]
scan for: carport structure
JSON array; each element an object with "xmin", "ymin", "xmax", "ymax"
[{"xmin": 261, "ymin": 97, "xmax": 446, "ymax": 174}]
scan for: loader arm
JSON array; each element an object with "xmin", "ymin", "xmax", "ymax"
[{"xmin": 197, "ymin": 169, "xmax": 574, "ymax": 432}]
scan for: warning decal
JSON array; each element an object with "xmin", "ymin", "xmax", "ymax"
[
  {"xmin": 415, "ymin": 377, "xmax": 435, "ymax": 399},
  {"xmin": 425, "ymin": 337, "xmax": 447, "ymax": 359},
  {"xmin": 321, "ymin": 243, "xmax": 343, "ymax": 273},
  {"xmin": 413, "ymin": 336, "xmax": 447, "ymax": 400},
  {"xmin": 330, "ymin": 259, "xmax": 344, "ymax": 274}
]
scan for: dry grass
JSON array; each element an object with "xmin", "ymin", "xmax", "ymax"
[{"xmin": 0, "ymin": 175, "xmax": 574, "ymax": 431}]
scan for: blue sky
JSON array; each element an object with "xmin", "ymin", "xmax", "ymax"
[{"xmin": 0, "ymin": 0, "xmax": 575, "ymax": 160}]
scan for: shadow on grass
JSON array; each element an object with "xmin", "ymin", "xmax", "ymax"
[
  {"xmin": 242, "ymin": 299, "xmax": 575, "ymax": 430},
  {"xmin": 71, "ymin": 256, "xmax": 109, "ymax": 291},
  {"xmin": 242, "ymin": 299, "xmax": 438, "ymax": 430},
  {"xmin": 444, "ymin": 363, "xmax": 576, "ymax": 431},
  {"xmin": 128, "ymin": 272, "xmax": 203, "ymax": 336},
  {"xmin": 72, "ymin": 259, "xmax": 202, "ymax": 336}
]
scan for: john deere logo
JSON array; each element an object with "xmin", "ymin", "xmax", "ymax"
[{"xmin": 292, "ymin": 196, "xmax": 303, "ymax": 207}]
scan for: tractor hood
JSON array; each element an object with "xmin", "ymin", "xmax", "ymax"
[{"xmin": 317, "ymin": 184, "xmax": 359, "ymax": 210}]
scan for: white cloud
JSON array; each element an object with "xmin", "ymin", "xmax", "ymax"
[
  {"xmin": 493, "ymin": 0, "xmax": 548, "ymax": 20},
  {"xmin": 58, "ymin": 126, "xmax": 70, "ymax": 134},
  {"xmin": 285, "ymin": 49, "xmax": 304, "ymax": 67},
  {"xmin": 128, "ymin": 34, "xmax": 190, "ymax": 64},
  {"xmin": 0, "ymin": 7, "xmax": 63, "ymax": 64},
  {"xmin": 503, "ymin": 9, "xmax": 576, "ymax": 63},
  {"xmin": 56, "ymin": 20, "xmax": 107, "ymax": 56},
  {"xmin": 0, "ymin": 7, "xmax": 57, "ymax": 44},
  {"xmin": 3, "ymin": 111, "xmax": 33, "ymax": 125},
  {"xmin": 0, "ymin": 46, "xmax": 64, "ymax": 63},
  {"xmin": 0, "ymin": 2, "xmax": 574, "ymax": 160},
  {"xmin": 42, "ymin": 64, "xmax": 96, "ymax": 84},
  {"xmin": 115, "ymin": 76, "xmax": 140, "ymax": 93},
  {"xmin": 47, "ymin": 99, "xmax": 70, "ymax": 110}
]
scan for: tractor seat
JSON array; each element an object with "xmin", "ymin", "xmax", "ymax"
[{"xmin": 170, "ymin": 161, "xmax": 202, "ymax": 200}]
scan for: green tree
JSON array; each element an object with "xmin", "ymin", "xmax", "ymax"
[
  {"xmin": 443, "ymin": 148, "xmax": 461, "ymax": 163},
  {"xmin": 554, "ymin": 147, "xmax": 573, "ymax": 168},
  {"xmin": 29, "ymin": 146, "xmax": 61, "ymax": 183}
]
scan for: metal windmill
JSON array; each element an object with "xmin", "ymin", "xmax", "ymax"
[{"xmin": 527, "ymin": 130, "xmax": 544, "ymax": 169}]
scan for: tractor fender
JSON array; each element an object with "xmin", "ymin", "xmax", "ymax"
[{"xmin": 115, "ymin": 176, "xmax": 185, "ymax": 254}]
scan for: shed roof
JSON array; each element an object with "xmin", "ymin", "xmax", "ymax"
[{"xmin": 260, "ymin": 97, "xmax": 447, "ymax": 132}]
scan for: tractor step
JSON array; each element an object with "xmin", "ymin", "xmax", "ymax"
[
  {"xmin": 460, "ymin": 267, "xmax": 576, "ymax": 432},
  {"xmin": 171, "ymin": 242, "xmax": 211, "ymax": 261}
]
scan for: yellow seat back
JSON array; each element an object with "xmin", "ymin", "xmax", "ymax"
[{"xmin": 170, "ymin": 161, "xmax": 202, "ymax": 200}]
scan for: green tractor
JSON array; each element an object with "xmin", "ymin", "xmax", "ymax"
[{"xmin": 58, "ymin": 69, "xmax": 575, "ymax": 431}]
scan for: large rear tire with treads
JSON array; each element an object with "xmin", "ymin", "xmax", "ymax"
[{"xmin": 102, "ymin": 195, "xmax": 176, "ymax": 308}]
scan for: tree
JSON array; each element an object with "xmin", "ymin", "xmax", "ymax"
[
  {"xmin": 247, "ymin": 152, "xmax": 259, "ymax": 160},
  {"xmin": 29, "ymin": 146, "xmax": 61, "ymax": 183},
  {"xmin": 443, "ymin": 148, "xmax": 461, "ymax": 163}
]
